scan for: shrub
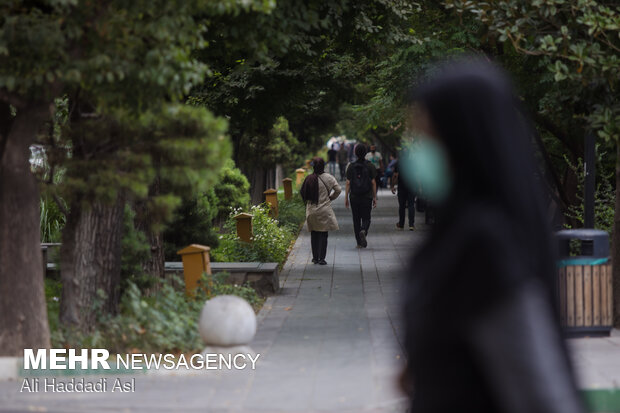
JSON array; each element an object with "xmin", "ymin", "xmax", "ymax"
[
  {"xmin": 163, "ymin": 159, "xmax": 249, "ymax": 260},
  {"xmin": 213, "ymin": 159, "xmax": 250, "ymax": 221},
  {"xmin": 212, "ymin": 204, "xmax": 295, "ymax": 263},
  {"xmin": 50, "ymin": 274, "xmax": 263, "ymax": 353},
  {"xmin": 277, "ymin": 193, "xmax": 306, "ymax": 233},
  {"xmin": 163, "ymin": 190, "xmax": 220, "ymax": 261}
]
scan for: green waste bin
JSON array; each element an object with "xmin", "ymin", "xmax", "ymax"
[{"xmin": 556, "ymin": 229, "xmax": 613, "ymax": 337}]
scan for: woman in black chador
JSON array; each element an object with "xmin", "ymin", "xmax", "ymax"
[{"xmin": 401, "ymin": 58, "xmax": 584, "ymax": 413}]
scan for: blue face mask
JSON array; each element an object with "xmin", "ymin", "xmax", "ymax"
[{"xmin": 401, "ymin": 136, "xmax": 452, "ymax": 204}]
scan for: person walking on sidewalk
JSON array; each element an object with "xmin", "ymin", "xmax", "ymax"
[
  {"xmin": 345, "ymin": 144, "xmax": 377, "ymax": 248},
  {"xmin": 337, "ymin": 143, "xmax": 349, "ymax": 181},
  {"xmin": 365, "ymin": 144, "xmax": 384, "ymax": 188},
  {"xmin": 300, "ymin": 157, "xmax": 341, "ymax": 265},
  {"xmin": 401, "ymin": 58, "xmax": 585, "ymax": 413},
  {"xmin": 391, "ymin": 157, "xmax": 415, "ymax": 230},
  {"xmin": 327, "ymin": 144, "xmax": 338, "ymax": 177}
]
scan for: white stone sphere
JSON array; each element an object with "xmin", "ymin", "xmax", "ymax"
[{"xmin": 198, "ymin": 295, "xmax": 257, "ymax": 346}]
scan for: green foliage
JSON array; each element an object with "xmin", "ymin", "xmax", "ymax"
[
  {"xmin": 49, "ymin": 274, "xmax": 263, "ymax": 353},
  {"xmin": 40, "ymin": 196, "xmax": 66, "ymax": 243},
  {"xmin": 120, "ymin": 205, "xmax": 153, "ymax": 290},
  {"xmin": 202, "ymin": 272, "xmax": 264, "ymax": 311},
  {"xmin": 190, "ymin": 1, "xmax": 419, "ymax": 168},
  {"xmin": 564, "ymin": 153, "xmax": 616, "ymax": 235},
  {"xmin": 445, "ymin": 0, "xmax": 620, "ymax": 143},
  {"xmin": 163, "ymin": 159, "xmax": 249, "ymax": 260},
  {"xmin": 163, "ymin": 191, "xmax": 221, "ymax": 261},
  {"xmin": 245, "ymin": 116, "xmax": 303, "ymax": 170},
  {"xmin": 335, "ymin": 2, "xmax": 482, "ymax": 146},
  {"xmin": 277, "ymin": 193, "xmax": 306, "ymax": 233},
  {"xmin": 45, "ymin": 278, "xmax": 62, "ymax": 337},
  {"xmin": 0, "ymin": 0, "xmax": 272, "ymax": 103},
  {"xmin": 213, "ymin": 159, "xmax": 251, "ymax": 220},
  {"xmin": 212, "ymin": 204, "xmax": 300, "ymax": 263}
]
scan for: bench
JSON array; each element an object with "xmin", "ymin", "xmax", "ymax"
[{"xmin": 165, "ymin": 261, "xmax": 279, "ymax": 297}]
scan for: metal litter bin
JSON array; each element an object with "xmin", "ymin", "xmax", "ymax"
[{"xmin": 556, "ymin": 229, "xmax": 613, "ymax": 337}]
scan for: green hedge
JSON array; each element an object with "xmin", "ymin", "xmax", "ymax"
[{"xmin": 212, "ymin": 193, "xmax": 306, "ymax": 264}]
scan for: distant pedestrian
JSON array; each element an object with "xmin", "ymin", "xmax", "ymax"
[
  {"xmin": 365, "ymin": 144, "xmax": 384, "ymax": 188},
  {"xmin": 345, "ymin": 144, "xmax": 377, "ymax": 248},
  {"xmin": 382, "ymin": 153, "xmax": 397, "ymax": 187},
  {"xmin": 337, "ymin": 144, "xmax": 349, "ymax": 181},
  {"xmin": 401, "ymin": 58, "xmax": 585, "ymax": 413},
  {"xmin": 348, "ymin": 141, "xmax": 356, "ymax": 162},
  {"xmin": 391, "ymin": 157, "xmax": 415, "ymax": 230},
  {"xmin": 300, "ymin": 157, "xmax": 342, "ymax": 265},
  {"xmin": 327, "ymin": 144, "xmax": 338, "ymax": 177}
]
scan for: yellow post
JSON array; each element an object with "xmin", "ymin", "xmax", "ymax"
[
  {"xmin": 264, "ymin": 188, "xmax": 279, "ymax": 217},
  {"xmin": 283, "ymin": 178, "xmax": 293, "ymax": 200},
  {"xmin": 304, "ymin": 159, "xmax": 311, "ymax": 170},
  {"xmin": 177, "ymin": 244, "xmax": 212, "ymax": 296},
  {"xmin": 234, "ymin": 213, "xmax": 253, "ymax": 243},
  {"xmin": 296, "ymin": 168, "xmax": 306, "ymax": 186}
]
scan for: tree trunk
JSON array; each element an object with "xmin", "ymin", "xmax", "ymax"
[
  {"xmin": 59, "ymin": 196, "xmax": 125, "ymax": 330},
  {"xmin": 248, "ymin": 166, "xmax": 266, "ymax": 205},
  {"xmin": 612, "ymin": 142, "xmax": 620, "ymax": 328},
  {"xmin": 0, "ymin": 103, "xmax": 51, "ymax": 356}
]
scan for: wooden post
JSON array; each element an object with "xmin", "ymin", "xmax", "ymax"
[
  {"xmin": 177, "ymin": 244, "xmax": 212, "ymax": 296},
  {"xmin": 296, "ymin": 168, "xmax": 306, "ymax": 186},
  {"xmin": 283, "ymin": 178, "xmax": 293, "ymax": 200},
  {"xmin": 234, "ymin": 213, "xmax": 253, "ymax": 243},
  {"xmin": 304, "ymin": 159, "xmax": 311, "ymax": 170},
  {"xmin": 264, "ymin": 188, "xmax": 279, "ymax": 217}
]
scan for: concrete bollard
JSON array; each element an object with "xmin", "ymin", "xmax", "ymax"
[
  {"xmin": 264, "ymin": 188, "xmax": 278, "ymax": 217},
  {"xmin": 296, "ymin": 168, "xmax": 306, "ymax": 186},
  {"xmin": 234, "ymin": 213, "xmax": 253, "ymax": 243},
  {"xmin": 177, "ymin": 244, "xmax": 212, "ymax": 296},
  {"xmin": 199, "ymin": 295, "xmax": 257, "ymax": 358},
  {"xmin": 283, "ymin": 178, "xmax": 293, "ymax": 200}
]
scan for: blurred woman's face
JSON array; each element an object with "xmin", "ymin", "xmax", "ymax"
[
  {"xmin": 408, "ymin": 104, "xmax": 437, "ymax": 140},
  {"xmin": 402, "ymin": 104, "xmax": 453, "ymax": 204}
]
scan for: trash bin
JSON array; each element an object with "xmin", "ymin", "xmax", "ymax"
[{"xmin": 556, "ymin": 229, "xmax": 613, "ymax": 337}]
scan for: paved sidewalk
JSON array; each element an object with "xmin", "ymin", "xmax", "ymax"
[
  {"xmin": 569, "ymin": 330, "xmax": 620, "ymax": 389},
  {"xmin": 0, "ymin": 189, "xmax": 421, "ymax": 413}
]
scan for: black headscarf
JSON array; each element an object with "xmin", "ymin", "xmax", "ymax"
[
  {"xmin": 402, "ymin": 56, "xmax": 582, "ymax": 413},
  {"xmin": 300, "ymin": 157, "xmax": 325, "ymax": 204},
  {"xmin": 408, "ymin": 57, "xmax": 556, "ymax": 310}
]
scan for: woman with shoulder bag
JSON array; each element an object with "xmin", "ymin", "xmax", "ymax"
[{"xmin": 300, "ymin": 157, "xmax": 342, "ymax": 265}]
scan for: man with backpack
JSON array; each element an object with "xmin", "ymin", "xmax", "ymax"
[{"xmin": 345, "ymin": 144, "xmax": 377, "ymax": 248}]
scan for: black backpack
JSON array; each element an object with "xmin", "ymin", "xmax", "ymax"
[{"xmin": 350, "ymin": 161, "xmax": 372, "ymax": 196}]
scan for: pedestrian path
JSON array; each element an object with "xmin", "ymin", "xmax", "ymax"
[
  {"xmin": 0, "ymin": 189, "xmax": 422, "ymax": 413},
  {"xmin": 244, "ymin": 189, "xmax": 420, "ymax": 412}
]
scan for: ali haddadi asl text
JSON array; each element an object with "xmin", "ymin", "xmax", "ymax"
[{"xmin": 20, "ymin": 377, "xmax": 135, "ymax": 393}]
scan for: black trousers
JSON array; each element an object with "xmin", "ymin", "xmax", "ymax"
[
  {"xmin": 339, "ymin": 162, "xmax": 347, "ymax": 180},
  {"xmin": 398, "ymin": 189, "xmax": 416, "ymax": 227},
  {"xmin": 350, "ymin": 196, "xmax": 372, "ymax": 245},
  {"xmin": 311, "ymin": 231, "xmax": 328, "ymax": 261}
]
